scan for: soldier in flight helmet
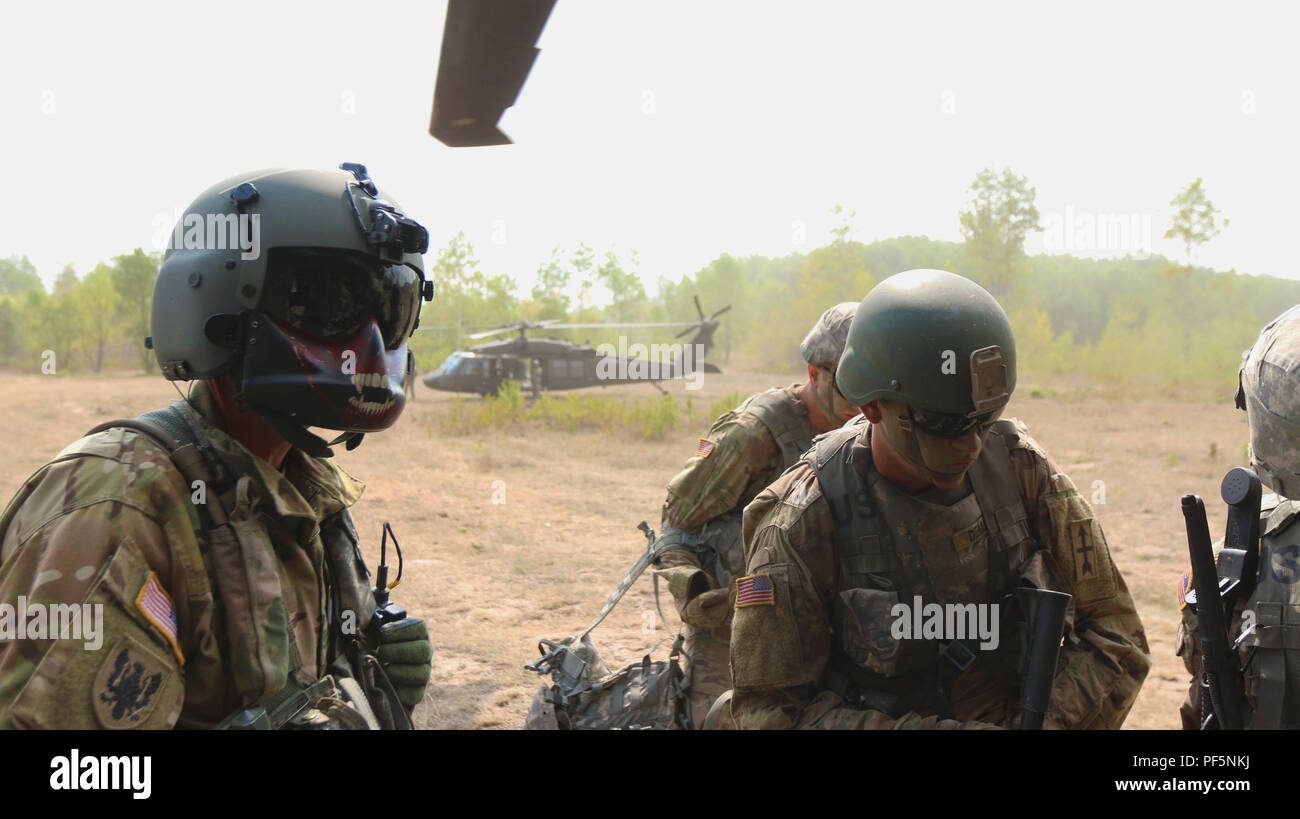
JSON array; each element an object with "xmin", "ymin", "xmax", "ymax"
[
  {"xmin": 0, "ymin": 163, "xmax": 435, "ymax": 729},
  {"xmin": 727, "ymin": 269, "xmax": 1150, "ymax": 729}
]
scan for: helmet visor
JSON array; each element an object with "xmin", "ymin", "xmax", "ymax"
[{"xmin": 260, "ymin": 248, "xmax": 422, "ymax": 350}]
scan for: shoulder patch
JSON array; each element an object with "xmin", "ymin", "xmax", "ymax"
[
  {"xmin": 93, "ymin": 635, "xmax": 175, "ymax": 729},
  {"xmin": 736, "ymin": 574, "xmax": 775, "ymax": 607},
  {"xmin": 135, "ymin": 572, "xmax": 184, "ymax": 666},
  {"xmin": 1178, "ymin": 569, "xmax": 1192, "ymax": 611},
  {"xmin": 695, "ymin": 438, "xmax": 717, "ymax": 459}
]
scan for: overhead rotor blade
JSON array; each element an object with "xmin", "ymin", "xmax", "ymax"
[
  {"xmin": 674, "ymin": 325, "xmax": 698, "ymax": 339},
  {"xmin": 709, "ymin": 305, "xmax": 732, "ymax": 319},
  {"xmin": 466, "ymin": 327, "xmax": 513, "ymax": 339},
  {"xmin": 541, "ymin": 322, "xmax": 698, "ymax": 329},
  {"xmin": 694, "ymin": 295, "xmax": 703, "ymax": 321},
  {"xmin": 429, "ymin": 0, "xmax": 556, "ymax": 147}
]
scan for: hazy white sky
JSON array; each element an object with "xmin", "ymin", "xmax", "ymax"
[{"xmin": 1, "ymin": 0, "xmax": 1296, "ymax": 296}]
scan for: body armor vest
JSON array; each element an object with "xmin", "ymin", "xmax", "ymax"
[
  {"xmin": 1238, "ymin": 499, "xmax": 1300, "ymax": 729},
  {"xmin": 739, "ymin": 387, "xmax": 819, "ymax": 472},
  {"xmin": 806, "ymin": 416, "xmax": 1034, "ymax": 712}
]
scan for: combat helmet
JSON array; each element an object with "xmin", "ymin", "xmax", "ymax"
[
  {"xmin": 836, "ymin": 269, "xmax": 1016, "ymax": 420},
  {"xmin": 1238, "ymin": 303, "xmax": 1300, "ymax": 499},
  {"xmin": 149, "ymin": 163, "xmax": 433, "ymax": 455},
  {"xmin": 801, "ymin": 302, "xmax": 859, "ymax": 369}
]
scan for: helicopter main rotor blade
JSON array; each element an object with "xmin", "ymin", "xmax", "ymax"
[
  {"xmin": 709, "ymin": 305, "xmax": 733, "ymax": 319},
  {"xmin": 694, "ymin": 295, "xmax": 704, "ymax": 321},
  {"xmin": 541, "ymin": 322, "xmax": 699, "ymax": 329},
  {"xmin": 429, "ymin": 0, "xmax": 556, "ymax": 147},
  {"xmin": 466, "ymin": 327, "xmax": 513, "ymax": 339}
]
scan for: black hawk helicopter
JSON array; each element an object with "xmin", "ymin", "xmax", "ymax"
[{"xmin": 423, "ymin": 297, "xmax": 730, "ymax": 396}]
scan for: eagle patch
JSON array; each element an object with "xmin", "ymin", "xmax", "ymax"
[{"xmin": 92, "ymin": 636, "xmax": 173, "ymax": 729}]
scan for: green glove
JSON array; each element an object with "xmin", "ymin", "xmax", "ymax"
[{"xmin": 377, "ymin": 616, "xmax": 433, "ymax": 710}]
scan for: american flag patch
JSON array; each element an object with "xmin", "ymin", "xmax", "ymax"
[
  {"xmin": 1177, "ymin": 569, "xmax": 1192, "ymax": 611},
  {"xmin": 736, "ymin": 574, "xmax": 775, "ymax": 607},
  {"xmin": 136, "ymin": 572, "xmax": 184, "ymax": 666},
  {"xmin": 695, "ymin": 438, "xmax": 717, "ymax": 458}
]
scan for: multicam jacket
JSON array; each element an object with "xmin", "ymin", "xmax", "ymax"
[
  {"xmin": 652, "ymin": 385, "xmax": 818, "ymax": 723},
  {"xmin": 730, "ymin": 416, "xmax": 1151, "ymax": 730},
  {"xmin": 655, "ymin": 385, "xmax": 818, "ymax": 612},
  {"xmin": 0, "ymin": 385, "xmax": 368, "ymax": 729}
]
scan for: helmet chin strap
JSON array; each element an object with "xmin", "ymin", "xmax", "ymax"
[{"xmin": 259, "ymin": 413, "xmax": 363, "ymax": 459}]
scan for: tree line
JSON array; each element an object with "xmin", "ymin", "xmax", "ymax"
[
  {"xmin": 6, "ymin": 170, "xmax": 1296, "ymax": 385},
  {"xmin": 0, "ymin": 249, "xmax": 157, "ymax": 373}
]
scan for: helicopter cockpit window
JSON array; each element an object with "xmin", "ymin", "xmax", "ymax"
[{"xmin": 435, "ymin": 353, "xmax": 461, "ymax": 374}]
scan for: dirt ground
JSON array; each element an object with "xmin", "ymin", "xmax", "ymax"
[{"xmin": 0, "ymin": 368, "xmax": 1249, "ymax": 729}]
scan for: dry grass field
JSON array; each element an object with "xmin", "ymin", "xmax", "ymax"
[{"xmin": 0, "ymin": 367, "xmax": 1249, "ymax": 729}]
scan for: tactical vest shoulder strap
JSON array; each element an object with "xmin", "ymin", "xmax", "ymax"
[
  {"xmin": 84, "ymin": 401, "xmax": 318, "ymax": 712},
  {"xmin": 804, "ymin": 418, "xmax": 892, "ymax": 591},
  {"xmin": 85, "ymin": 401, "xmax": 233, "ymax": 527},
  {"xmin": 966, "ymin": 421, "xmax": 1034, "ymax": 591},
  {"xmin": 742, "ymin": 388, "xmax": 817, "ymax": 470}
]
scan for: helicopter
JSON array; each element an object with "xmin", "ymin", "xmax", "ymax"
[{"xmin": 422, "ymin": 297, "xmax": 730, "ymax": 397}]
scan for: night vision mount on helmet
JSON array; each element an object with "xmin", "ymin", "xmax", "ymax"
[{"xmin": 148, "ymin": 163, "xmax": 434, "ymax": 457}]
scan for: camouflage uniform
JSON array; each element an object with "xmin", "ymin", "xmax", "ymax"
[
  {"xmin": 730, "ymin": 416, "xmax": 1151, "ymax": 729},
  {"xmin": 1177, "ymin": 304, "xmax": 1300, "ymax": 729},
  {"xmin": 654, "ymin": 385, "xmax": 818, "ymax": 727},
  {"xmin": 0, "ymin": 385, "xmax": 371, "ymax": 729}
]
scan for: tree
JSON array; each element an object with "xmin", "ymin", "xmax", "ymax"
[
  {"xmin": 1164, "ymin": 177, "xmax": 1228, "ymax": 367},
  {"xmin": 78, "ymin": 264, "xmax": 121, "ymax": 372},
  {"xmin": 0, "ymin": 254, "xmax": 43, "ymax": 296},
  {"xmin": 53, "ymin": 264, "xmax": 79, "ymax": 298},
  {"xmin": 531, "ymin": 248, "xmax": 570, "ymax": 321},
  {"xmin": 693, "ymin": 253, "xmax": 748, "ymax": 363},
  {"xmin": 958, "ymin": 167, "xmax": 1041, "ymax": 298},
  {"xmin": 428, "ymin": 231, "xmax": 480, "ymax": 351},
  {"xmin": 111, "ymin": 248, "xmax": 161, "ymax": 370},
  {"xmin": 596, "ymin": 249, "xmax": 647, "ymax": 324},
  {"xmin": 829, "ymin": 204, "xmax": 856, "ymax": 245}
]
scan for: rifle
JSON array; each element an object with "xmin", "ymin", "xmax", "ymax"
[
  {"xmin": 1015, "ymin": 586, "xmax": 1072, "ymax": 730},
  {"xmin": 1182, "ymin": 493, "xmax": 1245, "ymax": 730},
  {"xmin": 1180, "ymin": 467, "xmax": 1263, "ymax": 730}
]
